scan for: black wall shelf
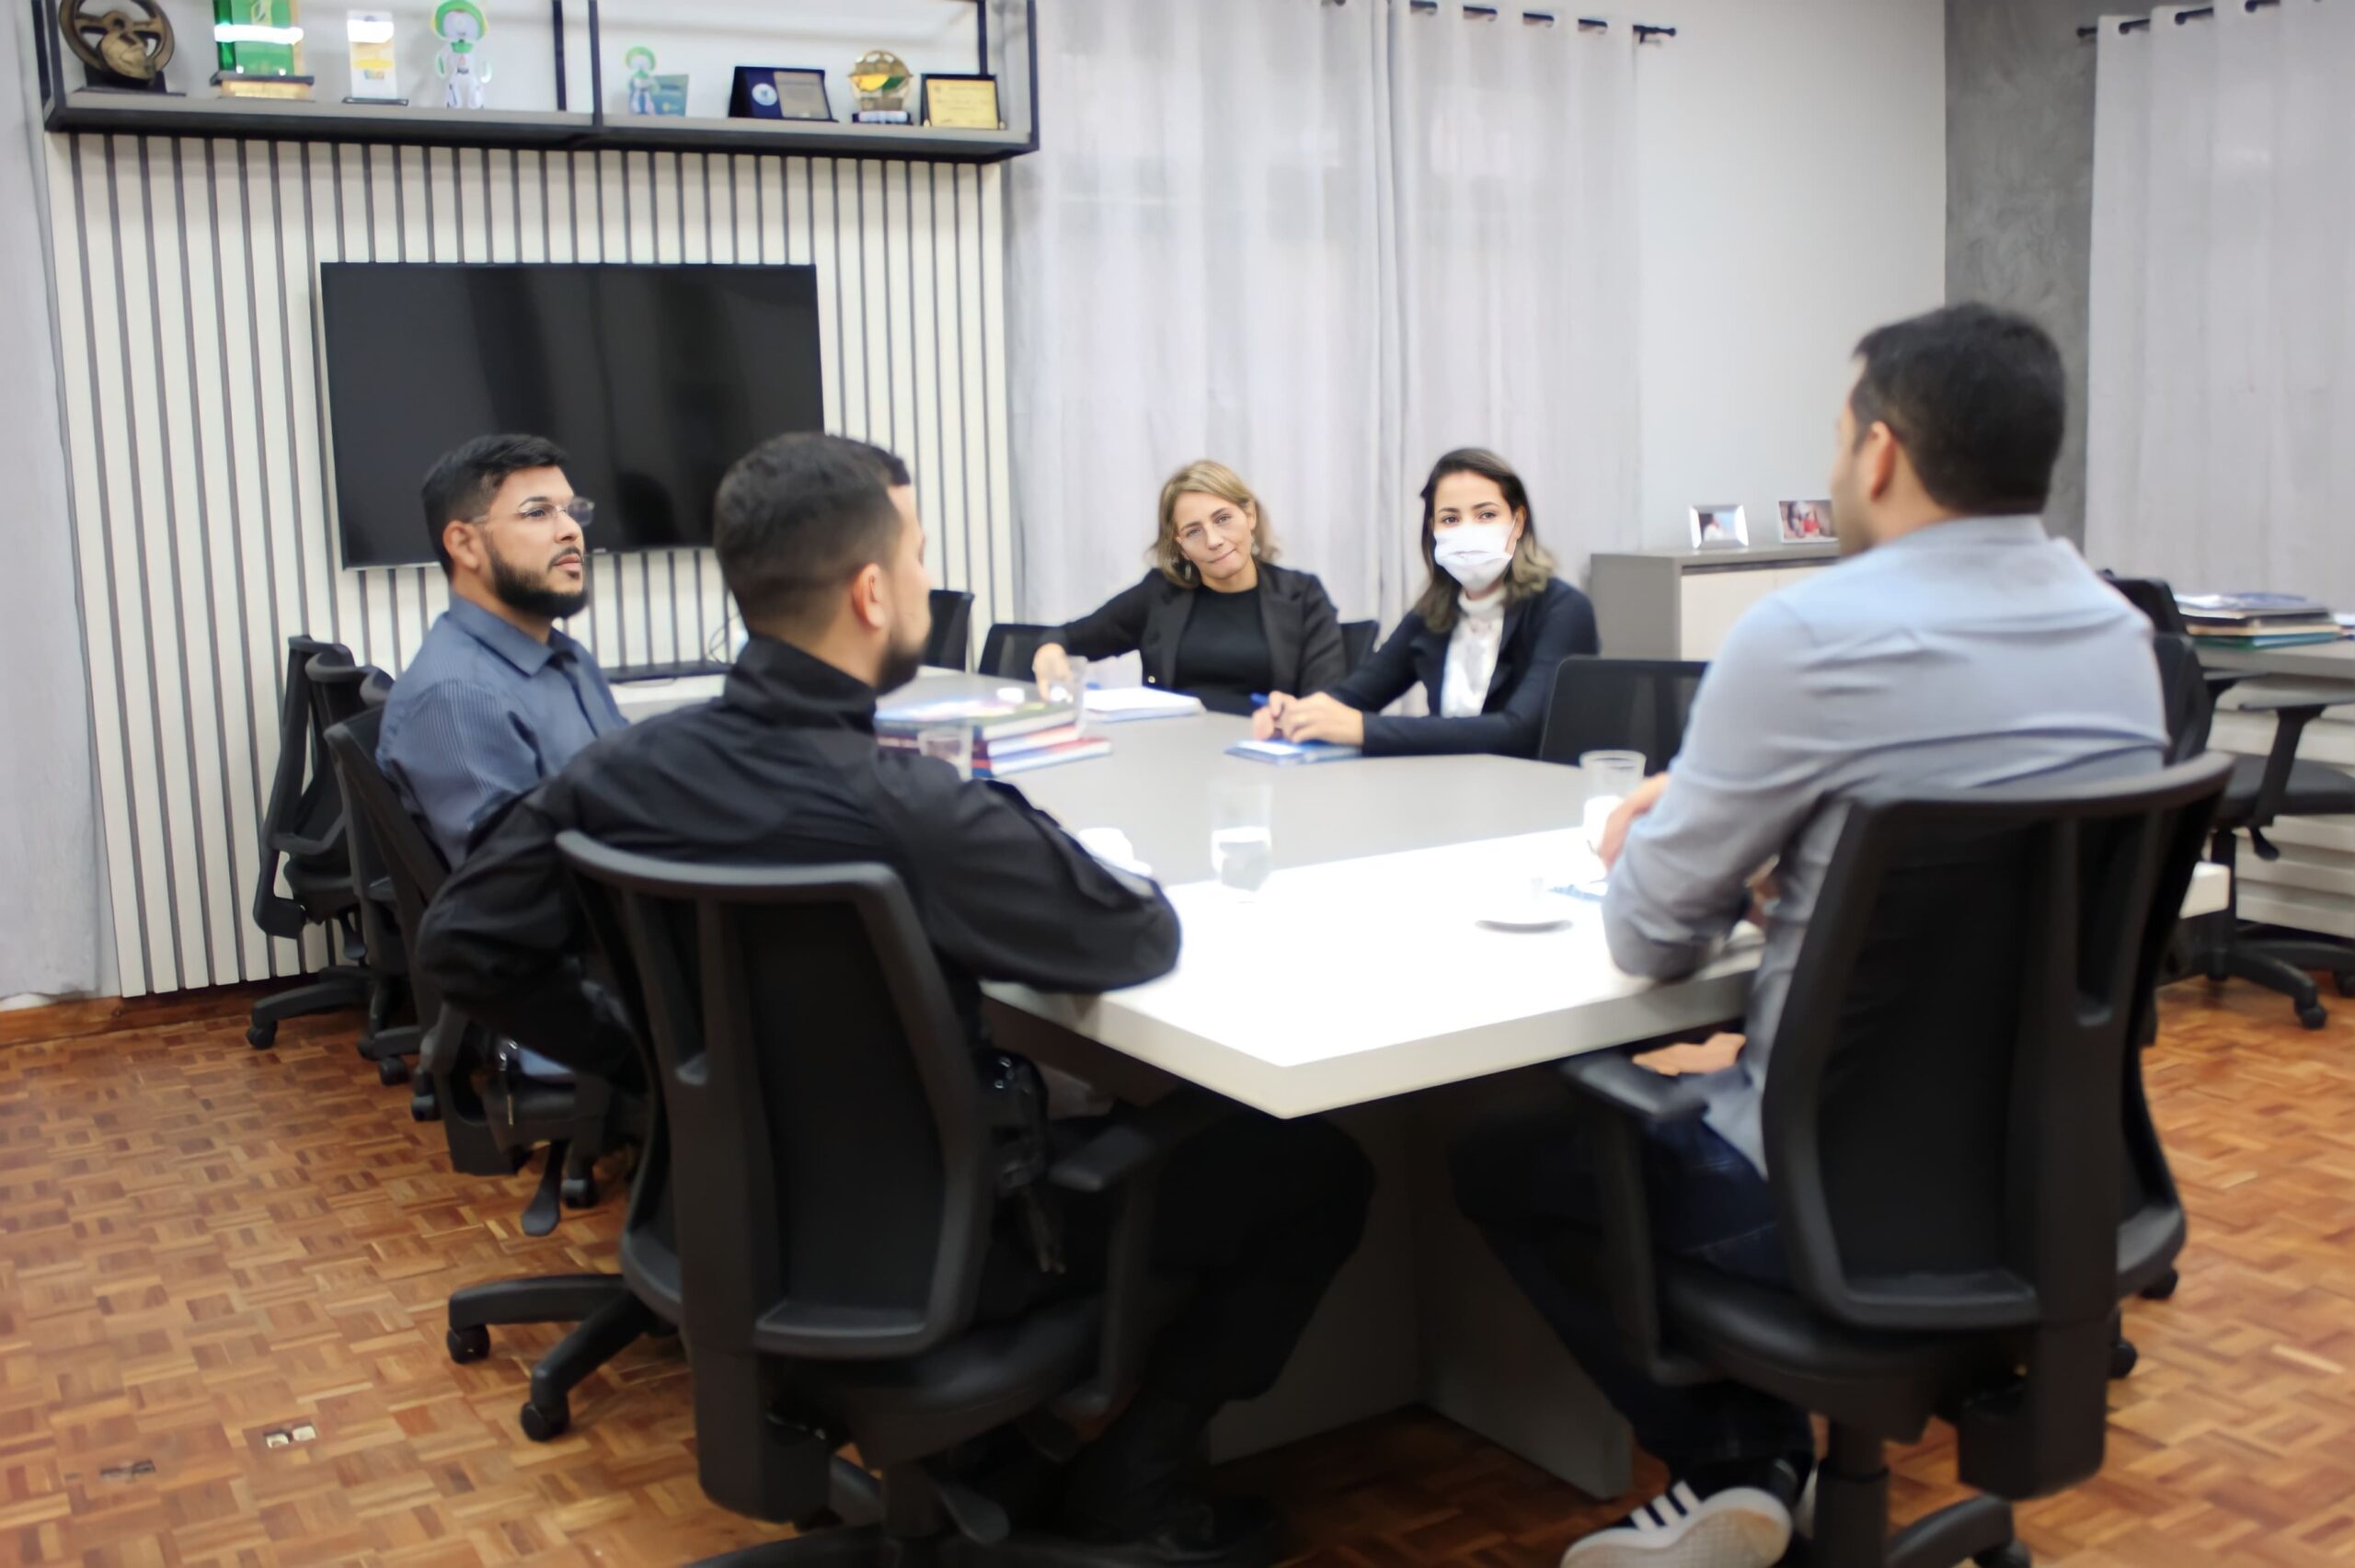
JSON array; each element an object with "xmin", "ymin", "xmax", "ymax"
[{"xmin": 34, "ymin": 1, "xmax": 1040, "ymax": 166}]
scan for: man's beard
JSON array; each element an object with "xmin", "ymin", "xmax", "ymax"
[
  {"xmin": 490, "ymin": 546, "xmax": 590, "ymax": 621},
  {"xmin": 875, "ymin": 629, "xmax": 925, "ymax": 695}
]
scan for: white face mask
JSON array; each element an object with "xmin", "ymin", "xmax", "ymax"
[{"xmin": 1432, "ymin": 521, "xmax": 1517, "ymax": 594}]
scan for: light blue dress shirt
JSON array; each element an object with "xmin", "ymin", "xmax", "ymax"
[
  {"xmin": 1603, "ymin": 517, "xmax": 2171, "ymax": 1174},
  {"xmin": 378, "ymin": 599, "xmax": 627, "ymax": 868}
]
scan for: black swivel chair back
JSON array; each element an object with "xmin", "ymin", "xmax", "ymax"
[
  {"xmin": 306, "ymin": 653, "xmax": 418, "ymax": 1081},
  {"xmin": 977, "ymin": 622, "xmax": 1055, "ymax": 682},
  {"xmin": 1536, "ymin": 656, "xmax": 1708, "ymax": 770},
  {"xmin": 247, "ymin": 636, "xmax": 377, "ymax": 1048},
  {"xmin": 1339, "ymin": 619, "xmax": 1379, "ymax": 675},
  {"xmin": 2151, "ymin": 633, "xmax": 2215, "ymax": 763},
  {"xmin": 1740, "ymin": 758, "xmax": 2223, "ymax": 1562},
  {"xmin": 925, "ymin": 589, "xmax": 975, "ymax": 671},
  {"xmin": 560, "ymin": 832, "xmax": 1201, "ymax": 1560}
]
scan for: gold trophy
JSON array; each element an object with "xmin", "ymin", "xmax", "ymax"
[{"xmin": 849, "ymin": 50, "xmax": 913, "ymax": 124}]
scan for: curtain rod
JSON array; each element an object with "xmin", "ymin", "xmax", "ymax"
[
  {"xmin": 1386, "ymin": 1, "xmax": 1677, "ymax": 32},
  {"xmin": 2077, "ymin": 0, "xmax": 2292, "ymax": 40}
]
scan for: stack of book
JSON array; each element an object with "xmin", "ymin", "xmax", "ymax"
[
  {"xmin": 2175, "ymin": 592, "xmax": 2345, "ymax": 649},
  {"xmin": 875, "ymin": 695, "xmax": 1111, "ymax": 778}
]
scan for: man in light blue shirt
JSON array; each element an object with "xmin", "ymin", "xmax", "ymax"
[
  {"xmin": 378, "ymin": 434, "xmax": 626, "ymax": 868},
  {"xmin": 1454, "ymin": 305, "xmax": 2168, "ymax": 1568}
]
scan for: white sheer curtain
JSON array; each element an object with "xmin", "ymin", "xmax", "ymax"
[
  {"xmin": 1386, "ymin": 2, "xmax": 1637, "ymax": 616},
  {"xmin": 1007, "ymin": 0, "xmax": 1390, "ymax": 626},
  {"xmin": 2086, "ymin": 2, "xmax": 2355, "ymax": 600},
  {"xmin": 1007, "ymin": 0, "xmax": 1638, "ymax": 630}
]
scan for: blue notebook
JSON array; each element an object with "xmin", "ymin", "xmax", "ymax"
[{"xmin": 1225, "ymin": 738, "xmax": 1362, "ymax": 765}]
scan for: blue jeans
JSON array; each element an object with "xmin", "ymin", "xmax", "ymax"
[{"xmin": 1451, "ymin": 1105, "xmax": 1814, "ymax": 1476}]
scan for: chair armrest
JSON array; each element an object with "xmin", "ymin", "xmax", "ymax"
[
  {"xmin": 1557, "ymin": 1049, "xmax": 1716, "ymax": 1124},
  {"xmin": 1045, "ymin": 1090, "xmax": 1230, "ymax": 1425},
  {"xmin": 1555, "ymin": 1051, "xmax": 1719, "ymax": 1387},
  {"xmin": 1047, "ymin": 1090, "xmax": 1229, "ymax": 1196}
]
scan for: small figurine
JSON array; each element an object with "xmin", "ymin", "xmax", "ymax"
[
  {"xmin": 433, "ymin": 0, "xmax": 488, "ymax": 109},
  {"xmin": 625, "ymin": 45, "xmax": 657, "ymax": 116}
]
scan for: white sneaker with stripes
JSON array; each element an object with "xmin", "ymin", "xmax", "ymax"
[{"xmin": 1559, "ymin": 1476, "xmax": 1793, "ymax": 1568}]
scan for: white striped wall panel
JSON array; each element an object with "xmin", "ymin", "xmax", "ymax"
[{"xmin": 42, "ymin": 132, "xmax": 1014, "ymax": 997}]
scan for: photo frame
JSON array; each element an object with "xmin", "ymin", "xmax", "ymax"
[
  {"xmin": 1689, "ymin": 505, "xmax": 1749, "ymax": 550},
  {"xmin": 921, "ymin": 73, "xmax": 1002, "ymax": 130},
  {"xmin": 730, "ymin": 65, "xmax": 833, "ymax": 121},
  {"xmin": 1776, "ymin": 499, "xmax": 1835, "ymax": 544}
]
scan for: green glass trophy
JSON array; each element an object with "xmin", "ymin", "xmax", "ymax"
[{"xmin": 212, "ymin": 0, "xmax": 314, "ymax": 98}]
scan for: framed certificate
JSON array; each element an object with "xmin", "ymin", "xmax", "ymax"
[
  {"xmin": 730, "ymin": 65, "xmax": 833, "ymax": 121},
  {"xmin": 922, "ymin": 74, "xmax": 1001, "ymax": 130}
]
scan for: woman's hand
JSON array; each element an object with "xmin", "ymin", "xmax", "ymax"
[
  {"xmin": 1273, "ymin": 693, "xmax": 1365, "ymax": 747},
  {"xmin": 1032, "ymin": 643, "xmax": 1074, "ymax": 699},
  {"xmin": 1252, "ymin": 693, "xmax": 1295, "ymax": 740}
]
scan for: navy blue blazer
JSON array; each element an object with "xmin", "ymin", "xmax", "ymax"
[{"xmin": 1320, "ymin": 578, "xmax": 1599, "ymax": 758}]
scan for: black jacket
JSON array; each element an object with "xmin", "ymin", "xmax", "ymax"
[
  {"xmin": 1044, "ymin": 562, "xmax": 1348, "ymax": 699},
  {"xmin": 1322, "ymin": 578, "xmax": 1599, "ymax": 758},
  {"xmin": 412, "ymin": 637, "xmax": 1180, "ymax": 1077}
]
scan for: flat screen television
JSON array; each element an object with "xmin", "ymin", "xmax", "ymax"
[{"xmin": 320, "ymin": 263, "xmax": 826, "ymax": 568}]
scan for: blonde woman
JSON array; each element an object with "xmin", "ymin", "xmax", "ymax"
[{"xmin": 1033, "ymin": 460, "xmax": 1348, "ymax": 715}]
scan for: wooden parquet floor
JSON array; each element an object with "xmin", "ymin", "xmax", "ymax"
[{"xmin": 2, "ymin": 979, "xmax": 2351, "ymax": 1567}]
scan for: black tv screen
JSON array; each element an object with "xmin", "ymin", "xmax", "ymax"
[{"xmin": 320, "ymin": 263, "xmax": 826, "ymax": 567}]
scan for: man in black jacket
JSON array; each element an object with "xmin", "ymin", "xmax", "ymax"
[{"xmin": 416, "ymin": 433, "xmax": 1371, "ymax": 1566}]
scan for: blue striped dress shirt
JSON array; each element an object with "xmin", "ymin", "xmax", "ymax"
[{"xmin": 377, "ymin": 600, "xmax": 627, "ymax": 867}]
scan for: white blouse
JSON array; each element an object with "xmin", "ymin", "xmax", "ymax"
[{"xmin": 1439, "ymin": 592, "xmax": 1508, "ymax": 718}]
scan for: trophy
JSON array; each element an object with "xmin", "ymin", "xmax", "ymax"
[
  {"xmin": 57, "ymin": 0, "xmax": 176, "ymax": 93},
  {"xmin": 848, "ymin": 50, "xmax": 913, "ymax": 124},
  {"xmin": 211, "ymin": 0, "xmax": 313, "ymax": 99},
  {"xmin": 344, "ymin": 9, "xmax": 403, "ymax": 104},
  {"xmin": 432, "ymin": 0, "xmax": 489, "ymax": 109},
  {"xmin": 625, "ymin": 45, "xmax": 658, "ymax": 115}
]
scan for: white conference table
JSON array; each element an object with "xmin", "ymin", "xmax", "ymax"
[{"xmin": 616, "ymin": 670, "xmax": 2230, "ymax": 1493}]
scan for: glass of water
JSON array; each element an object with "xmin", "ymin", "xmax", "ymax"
[
  {"xmin": 1210, "ymin": 778, "xmax": 1275, "ymax": 899},
  {"xmin": 1580, "ymin": 750, "xmax": 1647, "ymax": 853},
  {"xmin": 917, "ymin": 724, "xmax": 974, "ymax": 782},
  {"xmin": 1048, "ymin": 655, "xmax": 1092, "ymax": 734}
]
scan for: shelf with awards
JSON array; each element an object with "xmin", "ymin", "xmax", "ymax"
[{"xmin": 34, "ymin": 0, "xmax": 1040, "ymax": 165}]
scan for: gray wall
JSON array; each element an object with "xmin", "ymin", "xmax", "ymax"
[{"xmin": 1946, "ymin": 0, "xmax": 2114, "ymax": 546}]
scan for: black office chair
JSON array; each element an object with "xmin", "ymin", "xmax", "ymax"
[
  {"xmin": 1339, "ymin": 619, "xmax": 1379, "ymax": 675},
  {"xmin": 247, "ymin": 635, "xmax": 382, "ymax": 1049},
  {"xmin": 2111, "ymin": 575, "xmax": 2355, "ymax": 1028},
  {"xmin": 324, "ymin": 708, "xmax": 654, "ymax": 1441},
  {"xmin": 1543, "ymin": 753, "xmax": 2226, "ymax": 1568},
  {"xmin": 925, "ymin": 589, "xmax": 975, "ymax": 671},
  {"xmin": 978, "ymin": 622, "xmax": 1055, "ymax": 682},
  {"xmin": 1535, "ymin": 656, "xmax": 1708, "ymax": 770},
  {"xmin": 304, "ymin": 653, "xmax": 418, "ymax": 1085},
  {"xmin": 557, "ymin": 832, "xmax": 1227, "ymax": 1566}
]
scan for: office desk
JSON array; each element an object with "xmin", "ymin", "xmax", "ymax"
[{"xmin": 2197, "ymin": 636, "xmax": 2355, "ymax": 683}]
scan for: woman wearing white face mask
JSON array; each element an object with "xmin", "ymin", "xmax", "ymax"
[{"xmin": 1254, "ymin": 448, "xmax": 1598, "ymax": 757}]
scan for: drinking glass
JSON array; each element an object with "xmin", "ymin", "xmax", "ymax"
[
  {"xmin": 1580, "ymin": 750, "xmax": 1647, "ymax": 853},
  {"xmin": 1048, "ymin": 655, "xmax": 1093, "ymax": 734},
  {"xmin": 1210, "ymin": 779, "xmax": 1275, "ymax": 898},
  {"xmin": 917, "ymin": 724, "xmax": 973, "ymax": 782}
]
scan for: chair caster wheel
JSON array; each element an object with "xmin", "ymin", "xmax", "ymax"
[
  {"xmin": 2142, "ymin": 1267, "xmax": 2178, "ymax": 1301},
  {"xmin": 2336, "ymin": 969, "xmax": 2355, "ymax": 999},
  {"xmin": 247, "ymin": 1023, "xmax": 275, "ymax": 1048},
  {"xmin": 560, "ymin": 1174, "xmax": 598, "ymax": 1209},
  {"xmin": 2109, "ymin": 1337, "xmax": 2139, "ymax": 1379},
  {"xmin": 1975, "ymin": 1545, "xmax": 2030, "ymax": 1568},
  {"xmin": 446, "ymin": 1325, "xmax": 489, "ymax": 1363},
  {"xmin": 519, "ymin": 1399, "xmax": 569, "ymax": 1442},
  {"xmin": 377, "ymin": 1058, "xmax": 410, "ymax": 1086},
  {"xmin": 2298, "ymin": 1001, "xmax": 2328, "ymax": 1030},
  {"xmin": 410, "ymin": 1092, "xmax": 438, "ymax": 1122}
]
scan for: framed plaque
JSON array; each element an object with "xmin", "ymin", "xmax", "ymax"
[
  {"xmin": 922, "ymin": 73, "xmax": 1001, "ymax": 130},
  {"xmin": 730, "ymin": 65, "xmax": 832, "ymax": 121}
]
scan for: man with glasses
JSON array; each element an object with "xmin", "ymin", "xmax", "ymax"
[{"xmin": 378, "ymin": 433, "xmax": 625, "ymax": 868}]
